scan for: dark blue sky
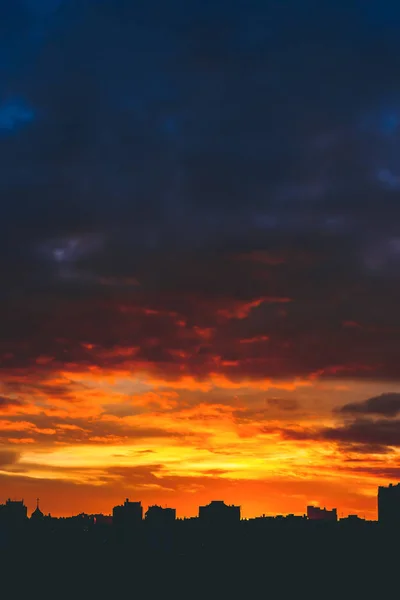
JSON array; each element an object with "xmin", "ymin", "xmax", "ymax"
[{"xmin": 1, "ymin": 0, "xmax": 400, "ymax": 381}]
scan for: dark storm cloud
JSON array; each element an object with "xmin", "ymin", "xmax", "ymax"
[
  {"xmin": 322, "ymin": 419, "xmax": 400, "ymax": 447},
  {"xmin": 2, "ymin": 0, "xmax": 400, "ymax": 242},
  {"xmin": 0, "ymin": 397, "xmax": 22, "ymax": 409},
  {"xmin": 270, "ymin": 413, "xmax": 400, "ymax": 453},
  {"xmin": 342, "ymin": 444, "xmax": 394, "ymax": 455},
  {"xmin": 338, "ymin": 393, "xmax": 400, "ymax": 418},
  {"xmin": 1, "ymin": 0, "xmax": 400, "ymax": 382}
]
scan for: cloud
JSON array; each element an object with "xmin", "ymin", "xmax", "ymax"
[
  {"xmin": 322, "ymin": 419, "xmax": 400, "ymax": 448},
  {"xmin": 0, "ymin": 0, "xmax": 399, "ymax": 387},
  {"xmin": 267, "ymin": 398, "xmax": 300, "ymax": 412},
  {"xmin": 239, "ymin": 335, "xmax": 269, "ymax": 345},
  {"xmin": 0, "ymin": 397, "xmax": 22, "ymax": 410},
  {"xmin": 0, "ymin": 0, "xmax": 400, "ymax": 520},
  {"xmin": 0, "ymin": 409, "xmax": 188, "ymax": 447},
  {"xmin": 338, "ymin": 393, "xmax": 400, "ymax": 418},
  {"xmin": 272, "ymin": 416, "xmax": 400, "ymax": 452},
  {"xmin": 217, "ymin": 297, "xmax": 291, "ymax": 320},
  {"xmin": 0, "ymin": 450, "xmax": 20, "ymax": 468},
  {"xmin": 342, "ymin": 443, "xmax": 394, "ymax": 455},
  {"xmin": 0, "ymin": 270, "xmax": 398, "ymax": 385},
  {"xmin": 340, "ymin": 465, "xmax": 400, "ymax": 480}
]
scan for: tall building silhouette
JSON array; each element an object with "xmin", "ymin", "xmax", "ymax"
[
  {"xmin": 199, "ymin": 501, "xmax": 241, "ymax": 525},
  {"xmin": 0, "ymin": 499, "xmax": 28, "ymax": 531},
  {"xmin": 378, "ymin": 483, "xmax": 400, "ymax": 526},
  {"xmin": 145, "ymin": 505, "xmax": 176, "ymax": 525},
  {"xmin": 307, "ymin": 506, "xmax": 337, "ymax": 522},
  {"xmin": 113, "ymin": 498, "xmax": 143, "ymax": 529}
]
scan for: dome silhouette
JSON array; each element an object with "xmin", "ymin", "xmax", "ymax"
[{"xmin": 31, "ymin": 498, "xmax": 44, "ymax": 520}]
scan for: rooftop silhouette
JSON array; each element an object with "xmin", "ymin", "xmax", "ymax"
[
  {"xmin": 0, "ymin": 484, "xmax": 398, "ymax": 596},
  {"xmin": 378, "ymin": 482, "xmax": 400, "ymax": 526},
  {"xmin": 0, "ymin": 482, "xmax": 398, "ymax": 537}
]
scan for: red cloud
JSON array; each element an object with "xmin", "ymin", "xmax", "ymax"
[
  {"xmin": 217, "ymin": 297, "xmax": 291, "ymax": 319},
  {"xmin": 240, "ymin": 335, "xmax": 269, "ymax": 344}
]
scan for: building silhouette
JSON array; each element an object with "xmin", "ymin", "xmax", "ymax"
[
  {"xmin": 31, "ymin": 498, "xmax": 44, "ymax": 521},
  {"xmin": 3, "ymin": 483, "xmax": 400, "ymax": 542},
  {"xmin": 0, "ymin": 499, "xmax": 28, "ymax": 527},
  {"xmin": 93, "ymin": 514, "xmax": 112, "ymax": 526},
  {"xmin": 378, "ymin": 483, "xmax": 400, "ymax": 526},
  {"xmin": 307, "ymin": 506, "xmax": 337, "ymax": 522},
  {"xmin": 341, "ymin": 514, "xmax": 364, "ymax": 522},
  {"xmin": 113, "ymin": 498, "xmax": 143, "ymax": 529},
  {"xmin": 145, "ymin": 505, "xmax": 176, "ymax": 525},
  {"xmin": 199, "ymin": 501, "xmax": 241, "ymax": 525}
]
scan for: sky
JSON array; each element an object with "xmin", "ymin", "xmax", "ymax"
[{"xmin": 1, "ymin": 0, "xmax": 400, "ymax": 519}]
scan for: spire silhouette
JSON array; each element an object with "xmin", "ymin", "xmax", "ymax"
[{"xmin": 31, "ymin": 497, "xmax": 44, "ymax": 520}]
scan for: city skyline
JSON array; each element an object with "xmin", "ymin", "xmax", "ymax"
[
  {"xmin": 0, "ymin": 495, "xmax": 340, "ymax": 520},
  {"xmin": 0, "ymin": 491, "xmax": 395, "ymax": 596},
  {"xmin": 1, "ymin": 1, "xmax": 400, "ymax": 521},
  {"xmin": 0, "ymin": 495, "xmax": 366, "ymax": 525},
  {"xmin": 3, "ymin": 480, "xmax": 399, "ymax": 521}
]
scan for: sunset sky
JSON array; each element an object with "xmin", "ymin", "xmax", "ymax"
[{"xmin": 1, "ymin": 0, "xmax": 400, "ymax": 519}]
